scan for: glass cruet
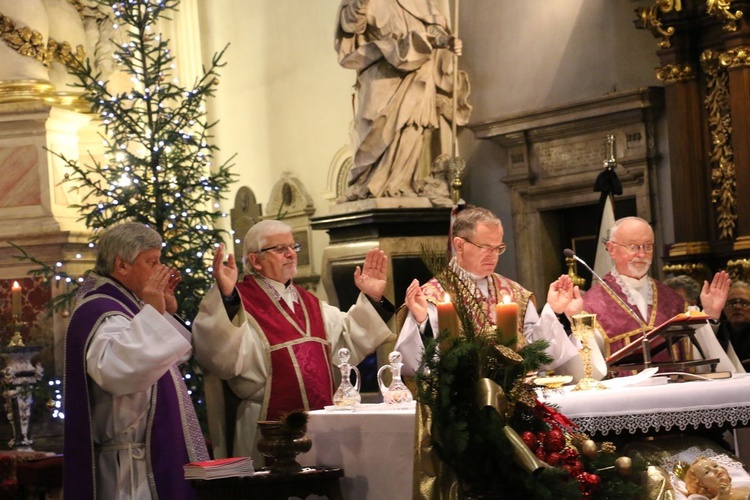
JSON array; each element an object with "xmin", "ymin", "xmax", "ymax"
[
  {"xmin": 377, "ymin": 351, "xmax": 413, "ymax": 406},
  {"xmin": 332, "ymin": 348, "xmax": 361, "ymax": 407}
]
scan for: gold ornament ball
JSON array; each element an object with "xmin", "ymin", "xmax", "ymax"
[
  {"xmin": 580, "ymin": 439, "xmax": 597, "ymax": 458},
  {"xmin": 614, "ymin": 456, "xmax": 632, "ymax": 476}
]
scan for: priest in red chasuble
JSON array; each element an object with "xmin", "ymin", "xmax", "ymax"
[
  {"xmin": 560, "ymin": 216, "xmax": 735, "ymax": 376},
  {"xmin": 193, "ymin": 220, "xmax": 397, "ymax": 462}
]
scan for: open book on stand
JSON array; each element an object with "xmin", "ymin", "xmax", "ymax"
[
  {"xmin": 184, "ymin": 457, "xmax": 254, "ymax": 480},
  {"xmin": 605, "ymin": 310, "xmax": 711, "ymax": 366}
]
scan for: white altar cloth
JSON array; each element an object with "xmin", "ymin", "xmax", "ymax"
[
  {"xmin": 539, "ymin": 373, "xmax": 750, "ymax": 436},
  {"xmin": 299, "ymin": 405, "xmax": 416, "ymax": 500}
]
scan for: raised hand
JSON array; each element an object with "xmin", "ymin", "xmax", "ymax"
[
  {"xmin": 213, "ymin": 243, "xmax": 238, "ymax": 297},
  {"xmin": 353, "ymin": 248, "xmax": 387, "ymax": 301},
  {"xmin": 141, "ymin": 265, "xmax": 171, "ymax": 315},
  {"xmin": 164, "ymin": 268, "xmax": 182, "ymax": 315},
  {"xmin": 700, "ymin": 270, "xmax": 731, "ymax": 320},
  {"xmin": 547, "ymin": 274, "xmax": 583, "ymax": 316},
  {"xmin": 405, "ymin": 279, "xmax": 428, "ymax": 323}
]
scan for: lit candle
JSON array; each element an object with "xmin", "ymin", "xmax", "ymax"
[
  {"xmin": 436, "ymin": 293, "xmax": 461, "ymax": 343},
  {"xmin": 11, "ymin": 281, "xmax": 21, "ymax": 318},
  {"xmin": 495, "ymin": 294, "xmax": 518, "ymax": 347}
]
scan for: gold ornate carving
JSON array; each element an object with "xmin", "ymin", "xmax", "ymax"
[
  {"xmin": 706, "ymin": 0, "xmax": 744, "ymax": 33},
  {"xmin": 0, "ymin": 14, "xmax": 50, "ymax": 66},
  {"xmin": 662, "ymin": 262, "xmax": 711, "ymax": 283},
  {"xmin": 667, "ymin": 241, "xmax": 711, "ymax": 256},
  {"xmin": 47, "ymin": 37, "xmax": 85, "ymax": 68},
  {"xmin": 0, "ymin": 79, "xmax": 55, "ymax": 104},
  {"xmin": 701, "ymin": 49, "xmax": 737, "ymax": 240},
  {"xmin": 0, "ymin": 13, "xmax": 86, "ymax": 70},
  {"xmin": 655, "ymin": 63, "xmax": 696, "ymax": 83},
  {"xmin": 634, "ymin": 0, "xmax": 682, "ymax": 49},
  {"xmin": 733, "ymin": 236, "xmax": 750, "ymax": 250},
  {"xmin": 719, "ymin": 46, "xmax": 750, "ymax": 69},
  {"xmin": 726, "ymin": 258, "xmax": 750, "ymax": 280}
]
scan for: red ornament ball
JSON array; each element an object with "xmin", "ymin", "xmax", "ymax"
[
  {"xmin": 546, "ymin": 451, "xmax": 562, "ymax": 466},
  {"xmin": 520, "ymin": 431, "xmax": 538, "ymax": 448},
  {"xmin": 543, "ymin": 428, "xmax": 565, "ymax": 452},
  {"xmin": 561, "ymin": 447, "xmax": 579, "ymax": 462},
  {"xmin": 534, "ymin": 445, "xmax": 547, "ymax": 462},
  {"xmin": 565, "ymin": 460, "xmax": 584, "ymax": 477}
]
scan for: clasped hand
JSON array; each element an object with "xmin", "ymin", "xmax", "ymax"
[{"xmin": 142, "ymin": 266, "xmax": 182, "ymax": 315}]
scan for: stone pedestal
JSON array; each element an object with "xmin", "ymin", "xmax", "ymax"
[
  {"xmin": 311, "ymin": 201, "xmax": 451, "ymax": 394},
  {"xmin": 312, "ymin": 201, "xmax": 452, "ymax": 311}
]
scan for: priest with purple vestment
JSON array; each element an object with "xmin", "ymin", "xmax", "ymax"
[
  {"xmin": 64, "ymin": 222, "xmax": 208, "ymax": 500},
  {"xmin": 557, "ymin": 216, "xmax": 735, "ymax": 378}
]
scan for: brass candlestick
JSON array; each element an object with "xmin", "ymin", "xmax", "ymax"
[
  {"xmin": 8, "ymin": 315, "xmax": 25, "ymax": 348},
  {"xmin": 571, "ymin": 313, "xmax": 606, "ymax": 391}
]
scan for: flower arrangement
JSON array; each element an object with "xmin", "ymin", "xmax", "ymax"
[{"xmin": 415, "ymin": 251, "xmax": 644, "ymax": 498}]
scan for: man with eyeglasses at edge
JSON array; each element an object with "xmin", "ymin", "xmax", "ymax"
[
  {"xmin": 715, "ymin": 281, "xmax": 750, "ymax": 371},
  {"xmin": 556, "ymin": 216, "xmax": 737, "ymax": 379},
  {"xmin": 395, "ymin": 205, "xmax": 584, "ymax": 377},
  {"xmin": 192, "ymin": 219, "xmax": 397, "ymax": 463}
]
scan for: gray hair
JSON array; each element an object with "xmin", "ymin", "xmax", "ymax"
[
  {"xmin": 609, "ymin": 216, "xmax": 652, "ymax": 242},
  {"xmin": 242, "ymin": 219, "xmax": 293, "ymax": 274},
  {"xmin": 94, "ymin": 222, "xmax": 162, "ymax": 275},
  {"xmin": 664, "ymin": 275, "xmax": 701, "ymax": 305},
  {"xmin": 452, "ymin": 206, "xmax": 502, "ymax": 239},
  {"xmin": 730, "ymin": 280, "xmax": 750, "ymax": 292}
]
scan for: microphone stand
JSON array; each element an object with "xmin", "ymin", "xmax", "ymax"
[{"xmin": 563, "ymin": 249, "xmax": 651, "ymax": 368}]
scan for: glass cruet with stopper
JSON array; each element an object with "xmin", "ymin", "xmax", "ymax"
[
  {"xmin": 377, "ymin": 351, "xmax": 413, "ymax": 406},
  {"xmin": 332, "ymin": 347, "xmax": 361, "ymax": 407}
]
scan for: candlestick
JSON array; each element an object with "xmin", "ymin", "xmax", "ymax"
[
  {"xmin": 436, "ymin": 293, "xmax": 461, "ymax": 346},
  {"xmin": 11, "ymin": 281, "xmax": 21, "ymax": 319},
  {"xmin": 495, "ymin": 295, "xmax": 518, "ymax": 347}
]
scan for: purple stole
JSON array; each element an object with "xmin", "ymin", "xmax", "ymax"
[
  {"xmin": 63, "ymin": 274, "xmax": 207, "ymax": 500},
  {"xmin": 582, "ymin": 272, "xmax": 687, "ymax": 358},
  {"xmin": 422, "ymin": 273, "xmax": 535, "ymax": 348},
  {"xmin": 236, "ymin": 276, "xmax": 334, "ymax": 421}
]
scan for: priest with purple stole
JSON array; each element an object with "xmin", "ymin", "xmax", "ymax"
[
  {"xmin": 560, "ymin": 216, "xmax": 733, "ymax": 376},
  {"xmin": 64, "ymin": 222, "xmax": 208, "ymax": 500},
  {"xmin": 192, "ymin": 220, "xmax": 396, "ymax": 463}
]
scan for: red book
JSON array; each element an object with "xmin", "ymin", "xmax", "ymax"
[{"xmin": 183, "ymin": 457, "xmax": 254, "ymax": 480}]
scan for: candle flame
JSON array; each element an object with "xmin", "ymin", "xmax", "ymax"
[
  {"xmin": 502, "ymin": 294, "xmax": 511, "ymax": 304},
  {"xmin": 443, "ymin": 293, "xmax": 451, "ymax": 303}
]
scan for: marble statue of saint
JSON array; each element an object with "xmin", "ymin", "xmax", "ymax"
[{"xmin": 335, "ymin": 0, "xmax": 471, "ymax": 201}]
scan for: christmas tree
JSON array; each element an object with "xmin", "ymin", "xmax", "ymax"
[{"xmin": 30, "ymin": 0, "xmax": 235, "ymax": 426}]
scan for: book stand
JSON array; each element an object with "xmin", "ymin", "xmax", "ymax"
[{"xmin": 606, "ymin": 315, "xmax": 720, "ymax": 375}]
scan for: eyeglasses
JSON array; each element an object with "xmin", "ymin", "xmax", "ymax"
[
  {"xmin": 461, "ymin": 237, "xmax": 506, "ymax": 255},
  {"xmin": 258, "ymin": 243, "xmax": 301, "ymax": 255},
  {"xmin": 726, "ymin": 298, "xmax": 750, "ymax": 308},
  {"xmin": 609, "ymin": 241, "xmax": 654, "ymax": 254}
]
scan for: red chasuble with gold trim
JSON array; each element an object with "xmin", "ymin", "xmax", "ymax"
[
  {"xmin": 421, "ymin": 273, "xmax": 535, "ymax": 347},
  {"xmin": 581, "ymin": 272, "xmax": 687, "ymax": 358},
  {"xmin": 236, "ymin": 276, "xmax": 334, "ymax": 420}
]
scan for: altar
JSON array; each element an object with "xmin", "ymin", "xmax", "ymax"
[
  {"xmin": 298, "ymin": 405, "xmax": 416, "ymax": 500},
  {"xmin": 538, "ymin": 373, "xmax": 750, "ymax": 452}
]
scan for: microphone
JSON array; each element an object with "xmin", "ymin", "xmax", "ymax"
[{"xmin": 563, "ymin": 248, "xmax": 648, "ymax": 330}]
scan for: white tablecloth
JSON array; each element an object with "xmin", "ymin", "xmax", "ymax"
[
  {"xmin": 298, "ymin": 405, "xmax": 416, "ymax": 500},
  {"xmin": 539, "ymin": 373, "xmax": 750, "ymax": 435}
]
